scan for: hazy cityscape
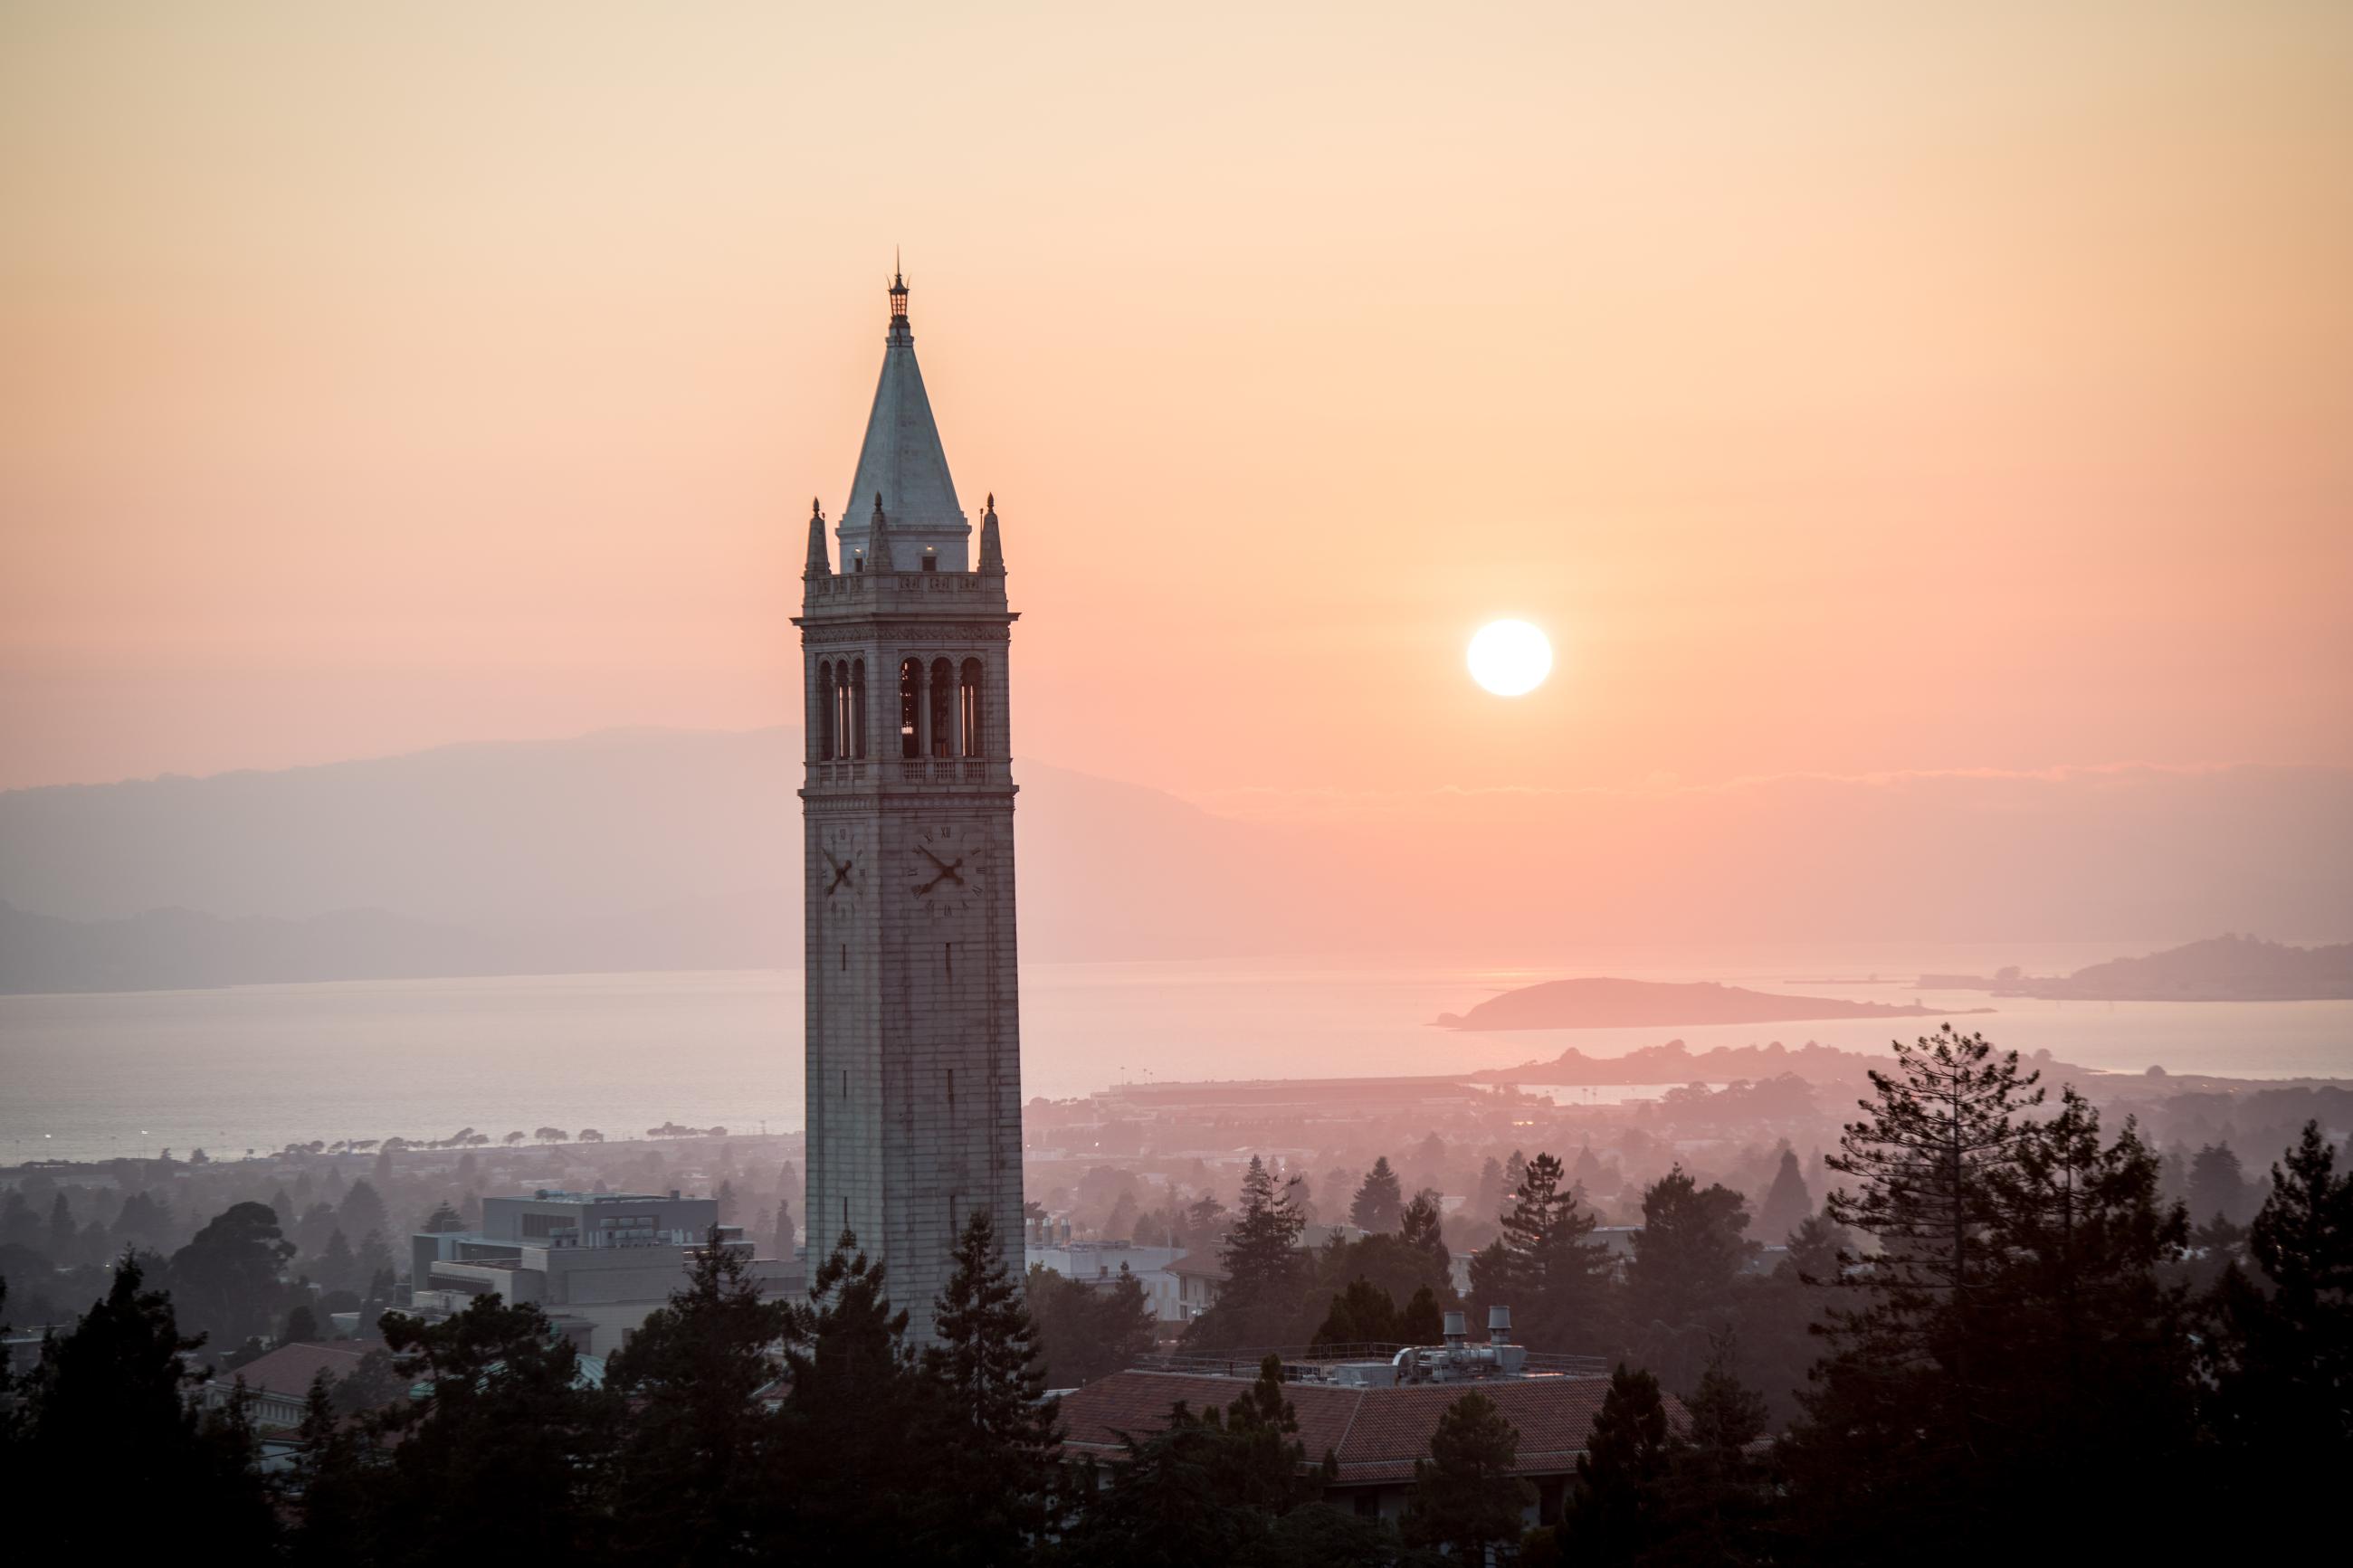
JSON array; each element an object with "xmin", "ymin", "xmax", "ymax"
[{"xmin": 5, "ymin": 5, "xmax": 2350, "ymax": 1564}]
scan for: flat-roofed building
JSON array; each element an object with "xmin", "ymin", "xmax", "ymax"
[{"xmin": 408, "ymin": 1190, "xmax": 798, "ymax": 1354}]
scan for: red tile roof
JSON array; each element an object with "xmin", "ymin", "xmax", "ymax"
[
  {"xmin": 1053, "ymin": 1370, "xmax": 1681, "ymax": 1486},
  {"xmin": 219, "ymin": 1341, "xmax": 376, "ymax": 1400}
]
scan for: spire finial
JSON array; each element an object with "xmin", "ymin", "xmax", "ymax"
[
  {"xmin": 888, "ymin": 252, "xmax": 909, "ymax": 321},
  {"xmin": 978, "ymin": 490, "xmax": 1005, "ymax": 575},
  {"xmin": 803, "ymin": 498, "xmax": 831, "ymax": 579}
]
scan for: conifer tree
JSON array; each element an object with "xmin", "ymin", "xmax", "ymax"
[
  {"xmin": 1403, "ymin": 1391, "xmax": 1532, "ymax": 1563},
  {"xmin": 371, "ymin": 1294, "xmax": 617, "ymax": 1562},
  {"xmin": 605, "ymin": 1227, "xmax": 797, "ymax": 1563},
  {"xmin": 1401, "ymin": 1284, "xmax": 1446, "ymax": 1344},
  {"xmin": 2205, "ymin": 1120, "xmax": 2353, "ymax": 1511},
  {"xmin": 1349, "ymin": 1156, "xmax": 1405, "ymax": 1232},
  {"xmin": 1784, "ymin": 1036, "xmax": 2199, "ymax": 1560},
  {"xmin": 1819, "ymin": 1024, "xmax": 2042, "ymax": 1411},
  {"xmin": 1755, "ymin": 1145, "xmax": 1813, "ymax": 1241},
  {"xmin": 16, "ymin": 1254, "xmax": 278, "ymax": 1555},
  {"xmin": 1191, "ymin": 1156, "xmax": 1308, "ymax": 1346},
  {"xmin": 287, "ymin": 1367, "xmax": 373, "ymax": 1566},
  {"xmin": 1626, "ymin": 1165, "xmax": 1758, "ymax": 1325},
  {"xmin": 922, "ymin": 1209, "xmax": 1062, "ymax": 1560},
  {"xmin": 769, "ymin": 1231, "xmax": 933, "ymax": 1557},
  {"xmin": 1566, "ymin": 1364, "xmax": 1672, "ymax": 1561},
  {"xmin": 1401, "ymin": 1187, "xmax": 1451, "ymax": 1278},
  {"xmin": 2188, "ymin": 1141, "xmax": 2252, "ymax": 1226},
  {"xmin": 1487, "ymin": 1152, "xmax": 1615, "ymax": 1350},
  {"xmin": 1650, "ymin": 1335, "xmax": 1773, "ymax": 1565},
  {"xmin": 1311, "ymin": 1278, "xmax": 1402, "ymax": 1346}
]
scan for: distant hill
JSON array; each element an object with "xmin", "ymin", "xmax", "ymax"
[
  {"xmin": 1435, "ymin": 976, "xmax": 1987, "ymax": 1031},
  {"xmin": 0, "ymin": 728, "xmax": 1342, "ymax": 991},
  {"xmin": 0, "ymin": 901, "xmax": 500, "ymax": 993},
  {"xmin": 1927, "ymin": 935, "xmax": 2353, "ymax": 1002},
  {"xmin": 3, "ymin": 734, "xmax": 2349, "ymax": 993}
]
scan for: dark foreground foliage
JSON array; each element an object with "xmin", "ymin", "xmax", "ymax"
[{"xmin": 2, "ymin": 1040, "xmax": 2345, "ymax": 1563}]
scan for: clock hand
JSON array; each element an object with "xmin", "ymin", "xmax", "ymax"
[{"xmin": 917, "ymin": 843, "xmax": 953, "ymax": 871}]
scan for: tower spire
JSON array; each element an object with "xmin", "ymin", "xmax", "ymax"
[
  {"xmin": 978, "ymin": 491, "xmax": 1005, "ymax": 575},
  {"xmin": 866, "ymin": 492, "xmax": 896, "ymax": 571},
  {"xmin": 836, "ymin": 261, "xmax": 967, "ymax": 569},
  {"xmin": 803, "ymin": 498, "xmax": 832, "ymax": 579}
]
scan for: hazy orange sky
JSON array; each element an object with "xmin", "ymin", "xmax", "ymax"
[{"xmin": 5, "ymin": 2, "xmax": 2349, "ymax": 812}]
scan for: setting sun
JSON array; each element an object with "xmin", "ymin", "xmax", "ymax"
[{"xmin": 1467, "ymin": 619, "xmax": 1552, "ymax": 697}]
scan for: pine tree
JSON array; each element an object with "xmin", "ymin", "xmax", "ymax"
[
  {"xmin": 605, "ymin": 1226, "xmax": 798, "ymax": 1562},
  {"xmin": 1626, "ymin": 1165, "xmax": 1758, "ymax": 1325},
  {"xmin": 1755, "ymin": 1145, "xmax": 1813, "ymax": 1241},
  {"xmin": 1192, "ymin": 1156, "xmax": 1308, "ymax": 1347},
  {"xmin": 1818, "ymin": 1024, "xmax": 2043, "ymax": 1417},
  {"xmin": 1401, "ymin": 1187, "xmax": 1451, "ymax": 1278},
  {"xmin": 1401, "ymin": 1284, "xmax": 1445, "ymax": 1344},
  {"xmin": 1566, "ymin": 1364, "xmax": 1672, "ymax": 1561},
  {"xmin": 1784, "ymin": 1037, "xmax": 2202, "ymax": 1561},
  {"xmin": 371, "ymin": 1293, "xmax": 617, "ymax": 1562},
  {"xmin": 287, "ymin": 1367, "xmax": 373, "ymax": 1566},
  {"xmin": 2205, "ymin": 1120, "xmax": 2353, "ymax": 1513},
  {"xmin": 2188, "ymin": 1141, "xmax": 2252, "ymax": 1226},
  {"xmin": 315, "ymin": 1228, "xmax": 357, "ymax": 1295},
  {"xmin": 1311, "ymin": 1278, "xmax": 1402, "ymax": 1346},
  {"xmin": 1650, "ymin": 1334, "xmax": 1773, "ymax": 1565},
  {"xmin": 1349, "ymin": 1156, "xmax": 1405, "ymax": 1232},
  {"xmin": 921, "ymin": 1209, "xmax": 1062, "ymax": 1561},
  {"xmin": 16, "ymin": 1254, "xmax": 278, "ymax": 1555},
  {"xmin": 1403, "ymin": 1390, "xmax": 1532, "ymax": 1563},
  {"xmin": 768, "ymin": 1231, "xmax": 931, "ymax": 1557},
  {"xmin": 338, "ymin": 1178, "xmax": 388, "ymax": 1244},
  {"xmin": 1491, "ymin": 1152, "xmax": 1615, "ymax": 1350}
]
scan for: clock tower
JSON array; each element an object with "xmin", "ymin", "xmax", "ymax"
[{"xmin": 795, "ymin": 271, "xmax": 1024, "ymax": 1342}]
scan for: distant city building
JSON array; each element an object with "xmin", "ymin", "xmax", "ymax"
[
  {"xmin": 1053, "ymin": 1308, "xmax": 1676, "ymax": 1528},
  {"xmin": 1025, "ymin": 1238, "xmax": 1190, "ymax": 1327},
  {"xmin": 800, "ymin": 271, "xmax": 1026, "ymax": 1343},
  {"xmin": 406, "ymin": 1190, "xmax": 795, "ymax": 1354}
]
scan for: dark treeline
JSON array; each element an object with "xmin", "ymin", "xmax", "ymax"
[{"xmin": 2, "ymin": 1027, "xmax": 2348, "ymax": 1563}]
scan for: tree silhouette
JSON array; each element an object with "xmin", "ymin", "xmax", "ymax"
[
  {"xmin": 1404, "ymin": 1391, "xmax": 1531, "ymax": 1561},
  {"xmin": 1349, "ymin": 1156, "xmax": 1405, "ymax": 1232}
]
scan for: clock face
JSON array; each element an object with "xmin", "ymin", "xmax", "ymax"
[
  {"xmin": 818, "ymin": 824, "xmax": 864, "ymax": 917},
  {"xmin": 905, "ymin": 823, "xmax": 987, "ymax": 916}
]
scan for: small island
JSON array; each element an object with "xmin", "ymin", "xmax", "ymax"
[{"xmin": 1434, "ymin": 975, "xmax": 1989, "ymax": 1032}]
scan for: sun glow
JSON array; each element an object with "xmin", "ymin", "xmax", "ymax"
[{"xmin": 1467, "ymin": 620, "xmax": 1552, "ymax": 697}]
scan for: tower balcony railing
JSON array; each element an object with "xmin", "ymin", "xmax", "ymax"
[
  {"xmin": 898, "ymin": 758, "xmax": 991, "ymax": 784},
  {"xmin": 808, "ymin": 758, "xmax": 996, "ymax": 786}
]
